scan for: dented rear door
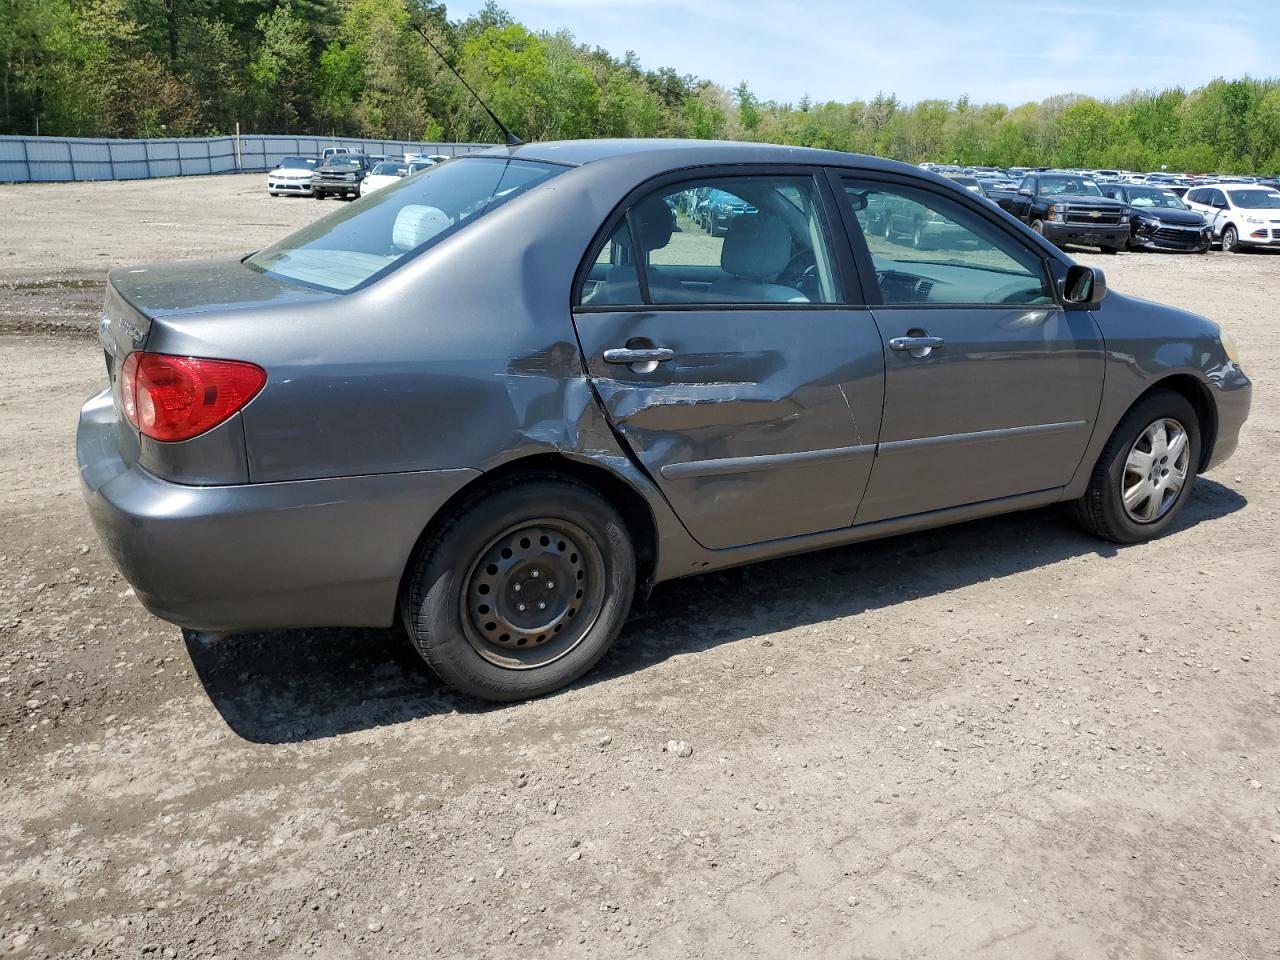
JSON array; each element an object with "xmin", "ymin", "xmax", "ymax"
[{"xmin": 573, "ymin": 306, "xmax": 884, "ymax": 550}]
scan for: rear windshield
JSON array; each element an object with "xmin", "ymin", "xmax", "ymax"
[
  {"xmin": 279, "ymin": 156, "xmax": 316, "ymax": 169},
  {"xmin": 247, "ymin": 157, "xmax": 565, "ymax": 293}
]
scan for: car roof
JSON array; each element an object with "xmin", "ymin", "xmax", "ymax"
[{"xmin": 469, "ymin": 138, "xmax": 921, "ymax": 175}]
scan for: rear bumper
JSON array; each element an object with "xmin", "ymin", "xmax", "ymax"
[
  {"xmin": 1041, "ymin": 221, "xmax": 1129, "ymax": 248},
  {"xmin": 77, "ymin": 389, "xmax": 479, "ymax": 632}
]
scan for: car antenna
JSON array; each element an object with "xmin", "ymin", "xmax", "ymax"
[{"xmin": 411, "ymin": 24, "xmax": 524, "ymax": 147}]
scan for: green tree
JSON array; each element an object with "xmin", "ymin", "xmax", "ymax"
[{"xmin": 248, "ymin": 2, "xmax": 312, "ymax": 132}]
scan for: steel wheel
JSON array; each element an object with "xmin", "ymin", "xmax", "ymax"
[
  {"xmin": 461, "ymin": 519, "xmax": 606, "ymax": 670},
  {"xmin": 1121, "ymin": 418, "xmax": 1189, "ymax": 524}
]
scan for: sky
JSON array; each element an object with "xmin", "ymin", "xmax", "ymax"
[{"xmin": 447, "ymin": 0, "xmax": 1279, "ymax": 106}]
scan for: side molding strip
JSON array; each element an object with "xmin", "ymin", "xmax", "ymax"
[
  {"xmin": 878, "ymin": 420, "xmax": 1088, "ymax": 454},
  {"xmin": 660, "ymin": 442, "xmax": 877, "ymax": 480}
]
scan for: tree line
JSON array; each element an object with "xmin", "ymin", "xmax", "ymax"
[{"xmin": 3, "ymin": 0, "xmax": 1278, "ymax": 173}]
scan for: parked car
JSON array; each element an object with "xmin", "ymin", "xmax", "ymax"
[
  {"xmin": 311, "ymin": 154, "xmax": 375, "ymax": 201},
  {"xmin": 697, "ymin": 187, "xmax": 757, "ymax": 235},
  {"xmin": 266, "ymin": 156, "xmax": 318, "ymax": 196},
  {"xmin": 999, "ymin": 172, "xmax": 1130, "ymax": 253},
  {"xmin": 78, "ymin": 140, "xmax": 1251, "ymax": 702},
  {"xmin": 943, "ymin": 173, "xmax": 987, "ymax": 196},
  {"xmin": 1098, "ymin": 183, "xmax": 1212, "ymax": 253},
  {"xmin": 1183, "ymin": 185, "xmax": 1280, "ymax": 252},
  {"xmin": 321, "ymin": 146, "xmax": 354, "ymax": 160},
  {"xmin": 358, "ymin": 160, "xmax": 432, "ymax": 197}
]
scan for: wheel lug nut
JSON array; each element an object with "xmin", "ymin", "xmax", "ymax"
[
  {"xmin": 517, "ymin": 603, "xmax": 526, "ymax": 612},
  {"xmin": 531, "ymin": 570, "xmax": 539, "ymax": 578},
  {"xmin": 538, "ymin": 602, "xmax": 546, "ymax": 610},
  {"xmin": 546, "ymin": 581, "xmax": 554, "ymax": 589}
]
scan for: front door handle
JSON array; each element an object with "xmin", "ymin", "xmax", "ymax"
[
  {"xmin": 889, "ymin": 335, "xmax": 945, "ymax": 358},
  {"xmin": 603, "ymin": 346, "xmax": 675, "ymax": 373}
]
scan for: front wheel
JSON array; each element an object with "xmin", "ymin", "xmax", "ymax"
[
  {"xmin": 1070, "ymin": 389, "xmax": 1200, "ymax": 544},
  {"xmin": 1030, "ymin": 219, "xmax": 1045, "ymax": 235},
  {"xmin": 1099, "ymin": 245, "xmax": 1120, "ymax": 255},
  {"xmin": 401, "ymin": 476, "xmax": 636, "ymax": 701},
  {"xmin": 1221, "ymin": 226, "xmax": 1238, "ymax": 253}
]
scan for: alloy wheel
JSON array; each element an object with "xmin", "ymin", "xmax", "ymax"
[{"xmin": 1121, "ymin": 418, "xmax": 1190, "ymax": 523}]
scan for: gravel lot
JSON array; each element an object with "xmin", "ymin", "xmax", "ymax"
[{"xmin": 1, "ymin": 174, "xmax": 1277, "ymax": 959}]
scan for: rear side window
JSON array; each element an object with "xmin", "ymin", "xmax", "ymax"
[
  {"xmin": 578, "ymin": 175, "xmax": 842, "ymax": 307},
  {"xmin": 248, "ymin": 157, "xmax": 564, "ymax": 293},
  {"xmin": 844, "ymin": 178, "xmax": 1053, "ymax": 306}
]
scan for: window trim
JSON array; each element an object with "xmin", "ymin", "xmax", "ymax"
[
  {"xmin": 827, "ymin": 168, "xmax": 1064, "ymax": 310},
  {"xmin": 572, "ymin": 163, "xmax": 865, "ymax": 313}
]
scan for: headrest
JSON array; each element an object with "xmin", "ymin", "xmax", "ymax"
[
  {"xmin": 393, "ymin": 205, "xmax": 452, "ymax": 251},
  {"xmin": 629, "ymin": 196, "xmax": 675, "ymax": 251},
  {"xmin": 720, "ymin": 213, "xmax": 790, "ymax": 280}
]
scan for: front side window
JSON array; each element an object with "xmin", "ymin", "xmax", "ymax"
[
  {"xmin": 579, "ymin": 175, "xmax": 841, "ymax": 307},
  {"xmin": 844, "ymin": 178, "xmax": 1053, "ymax": 306},
  {"xmin": 248, "ymin": 157, "xmax": 564, "ymax": 293}
]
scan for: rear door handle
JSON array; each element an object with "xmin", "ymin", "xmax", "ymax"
[
  {"xmin": 889, "ymin": 336, "xmax": 945, "ymax": 355},
  {"xmin": 603, "ymin": 347, "xmax": 675, "ymax": 365}
]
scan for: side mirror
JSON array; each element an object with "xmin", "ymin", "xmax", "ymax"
[
  {"xmin": 1063, "ymin": 265, "xmax": 1107, "ymax": 309},
  {"xmin": 1018, "ymin": 187, "xmax": 1034, "ymax": 197},
  {"xmin": 846, "ymin": 191, "xmax": 869, "ymax": 212}
]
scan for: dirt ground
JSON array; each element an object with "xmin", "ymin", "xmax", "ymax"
[{"xmin": 1, "ymin": 174, "xmax": 1277, "ymax": 960}]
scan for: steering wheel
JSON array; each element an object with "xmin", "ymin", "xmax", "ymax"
[{"xmin": 777, "ymin": 249, "xmax": 816, "ymax": 287}]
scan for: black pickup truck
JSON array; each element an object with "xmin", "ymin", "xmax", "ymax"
[{"xmin": 994, "ymin": 172, "xmax": 1130, "ymax": 253}]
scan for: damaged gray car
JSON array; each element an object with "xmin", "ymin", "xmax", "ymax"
[{"xmin": 78, "ymin": 139, "xmax": 1251, "ymax": 701}]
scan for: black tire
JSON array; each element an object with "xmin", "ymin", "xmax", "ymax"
[
  {"xmin": 912, "ymin": 222, "xmax": 929, "ymax": 250},
  {"xmin": 1099, "ymin": 245, "xmax": 1120, "ymax": 255},
  {"xmin": 314, "ymin": 191, "xmax": 325, "ymax": 200},
  {"xmin": 401, "ymin": 475, "xmax": 636, "ymax": 702},
  {"xmin": 1221, "ymin": 226, "xmax": 1238, "ymax": 253},
  {"xmin": 1069, "ymin": 389, "xmax": 1201, "ymax": 544},
  {"xmin": 1030, "ymin": 219, "xmax": 1045, "ymax": 235}
]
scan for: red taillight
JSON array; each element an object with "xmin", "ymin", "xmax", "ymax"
[{"xmin": 120, "ymin": 352, "xmax": 266, "ymax": 442}]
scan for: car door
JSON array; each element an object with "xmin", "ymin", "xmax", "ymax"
[
  {"xmin": 572, "ymin": 169, "xmax": 885, "ymax": 550},
  {"xmin": 833, "ymin": 172, "xmax": 1106, "ymax": 524},
  {"xmin": 1201, "ymin": 188, "xmax": 1230, "ymax": 236},
  {"xmin": 1010, "ymin": 175, "xmax": 1037, "ymax": 220}
]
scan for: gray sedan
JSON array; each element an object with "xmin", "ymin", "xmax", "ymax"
[{"xmin": 78, "ymin": 140, "xmax": 1251, "ymax": 701}]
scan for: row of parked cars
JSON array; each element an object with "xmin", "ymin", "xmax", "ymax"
[
  {"xmin": 266, "ymin": 147, "xmax": 450, "ymax": 201},
  {"xmin": 918, "ymin": 163, "xmax": 1280, "ymax": 254}
]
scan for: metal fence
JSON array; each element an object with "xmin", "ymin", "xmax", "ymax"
[{"xmin": 0, "ymin": 134, "xmax": 496, "ymax": 183}]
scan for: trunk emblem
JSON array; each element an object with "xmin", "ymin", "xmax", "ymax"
[{"xmin": 120, "ymin": 318, "xmax": 145, "ymax": 345}]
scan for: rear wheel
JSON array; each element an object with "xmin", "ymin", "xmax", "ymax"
[
  {"xmin": 401, "ymin": 476, "xmax": 635, "ymax": 701},
  {"xmin": 1221, "ymin": 225, "xmax": 1238, "ymax": 253},
  {"xmin": 1070, "ymin": 389, "xmax": 1200, "ymax": 544},
  {"xmin": 1099, "ymin": 245, "xmax": 1120, "ymax": 255}
]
